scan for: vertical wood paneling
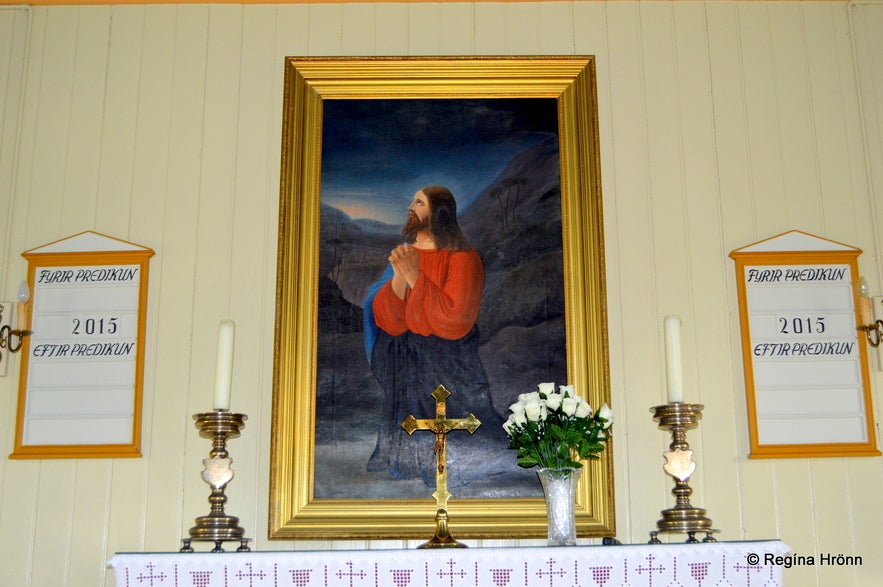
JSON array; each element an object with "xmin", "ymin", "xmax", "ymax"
[
  {"xmin": 30, "ymin": 461, "xmax": 76, "ymax": 586},
  {"xmin": 674, "ymin": 1, "xmax": 745, "ymax": 539},
  {"xmin": 604, "ymin": 1, "xmax": 671, "ymax": 542},
  {"xmin": 231, "ymin": 3, "xmax": 280, "ymax": 550},
  {"xmin": 341, "ymin": 3, "xmax": 375, "ymax": 54},
  {"xmin": 142, "ymin": 3, "xmax": 209, "ymax": 553},
  {"xmin": 25, "ymin": 7, "xmax": 79, "ymax": 241},
  {"xmin": 407, "ymin": 4, "xmax": 445, "ymax": 54},
  {"xmin": 846, "ymin": 3, "xmax": 883, "ymax": 585},
  {"xmin": 739, "ymin": 3, "xmax": 788, "ymax": 235},
  {"xmin": 505, "ymin": 3, "xmax": 540, "ymax": 54},
  {"xmin": 307, "ymin": 4, "xmax": 343, "ymax": 54},
  {"xmin": 0, "ymin": 3, "xmax": 880, "ymax": 585},
  {"xmin": 0, "ymin": 7, "xmax": 28, "ymax": 283},
  {"xmin": 65, "ymin": 6, "xmax": 111, "ymax": 230},
  {"xmin": 769, "ymin": 3, "xmax": 822, "ymax": 231},
  {"xmin": 803, "ymin": 3, "xmax": 861, "ymax": 239},
  {"xmin": 538, "ymin": 2, "xmax": 574, "ymax": 54},
  {"xmin": 0, "ymin": 20, "xmax": 29, "ymax": 566},
  {"xmin": 473, "ymin": 2, "xmax": 506, "ymax": 55},
  {"xmin": 94, "ymin": 6, "xmax": 144, "ymax": 233},
  {"xmin": 374, "ymin": 3, "xmax": 408, "ymax": 55}
]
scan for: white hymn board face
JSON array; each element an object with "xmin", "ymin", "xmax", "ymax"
[
  {"xmin": 11, "ymin": 232, "xmax": 153, "ymax": 459},
  {"xmin": 731, "ymin": 232, "xmax": 879, "ymax": 459}
]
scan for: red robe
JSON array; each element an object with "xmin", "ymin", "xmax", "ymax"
[
  {"xmin": 372, "ymin": 248, "xmax": 484, "ymax": 339},
  {"xmin": 366, "ymin": 247, "xmax": 504, "ymax": 485}
]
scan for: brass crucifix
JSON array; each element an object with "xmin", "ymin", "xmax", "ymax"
[{"xmin": 401, "ymin": 384, "xmax": 481, "ymax": 548}]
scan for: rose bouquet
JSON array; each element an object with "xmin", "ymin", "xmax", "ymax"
[{"xmin": 503, "ymin": 382, "xmax": 613, "ymax": 472}]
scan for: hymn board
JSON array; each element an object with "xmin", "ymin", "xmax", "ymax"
[
  {"xmin": 730, "ymin": 231, "xmax": 879, "ymax": 458},
  {"xmin": 10, "ymin": 232, "xmax": 153, "ymax": 459}
]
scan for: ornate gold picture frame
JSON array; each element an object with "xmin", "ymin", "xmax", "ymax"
[{"xmin": 270, "ymin": 56, "xmax": 612, "ymax": 540}]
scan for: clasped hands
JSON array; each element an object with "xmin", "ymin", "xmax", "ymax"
[{"xmin": 389, "ymin": 244, "xmax": 420, "ymax": 295}]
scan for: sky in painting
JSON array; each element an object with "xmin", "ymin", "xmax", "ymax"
[{"xmin": 320, "ymin": 98, "xmax": 559, "ymax": 225}]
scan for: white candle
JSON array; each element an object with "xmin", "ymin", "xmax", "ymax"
[
  {"xmin": 859, "ymin": 277, "xmax": 872, "ymax": 325},
  {"xmin": 213, "ymin": 320, "xmax": 235, "ymax": 410},
  {"xmin": 16, "ymin": 280, "xmax": 29, "ymax": 331},
  {"xmin": 663, "ymin": 315, "xmax": 684, "ymax": 403}
]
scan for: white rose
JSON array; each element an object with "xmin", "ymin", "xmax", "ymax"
[
  {"xmin": 511, "ymin": 411, "xmax": 527, "ymax": 426},
  {"xmin": 575, "ymin": 399, "xmax": 592, "ymax": 419},
  {"xmin": 519, "ymin": 391, "xmax": 541, "ymax": 403},
  {"xmin": 562, "ymin": 397, "xmax": 579, "ymax": 416},
  {"xmin": 508, "ymin": 401, "xmax": 526, "ymax": 417},
  {"xmin": 537, "ymin": 382, "xmax": 556, "ymax": 395},
  {"xmin": 558, "ymin": 384, "xmax": 575, "ymax": 397},
  {"xmin": 598, "ymin": 403, "xmax": 614, "ymax": 428},
  {"xmin": 545, "ymin": 393, "xmax": 563, "ymax": 411},
  {"xmin": 524, "ymin": 399, "xmax": 547, "ymax": 422}
]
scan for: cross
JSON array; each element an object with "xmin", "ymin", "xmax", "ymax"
[
  {"xmin": 635, "ymin": 554, "xmax": 666, "ymax": 587},
  {"xmin": 401, "ymin": 384, "xmax": 481, "ymax": 510}
]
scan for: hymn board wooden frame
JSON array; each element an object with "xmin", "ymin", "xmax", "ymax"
[
  {"xmin": 731, "ymin": 231, "xmax": 879, "ymax": 459},
  {"xmin": 10, "ymin": 232, "xmax": 153, "ymax": 459},
  {"xmin": 270, "ymin": 57, "xmax": 612, "ymax": 540}
]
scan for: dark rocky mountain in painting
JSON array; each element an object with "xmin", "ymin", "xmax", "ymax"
[{"xmin": 314, "ymin": 136, "xmax": 565, "ymax": 499}]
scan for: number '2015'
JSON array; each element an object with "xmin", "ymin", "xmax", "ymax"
[
  {"xmin": 72, "ymin": 317, "xmax": 119, "ymax": 335},
  {"xmin": 778, "ymin": 316, "xmax": 825, "ymax": 335}
]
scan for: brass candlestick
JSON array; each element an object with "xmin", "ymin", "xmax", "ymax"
[
  {"xmin": 648, "ymin": 403, "xmax": 718, "ymax": 544},
  {"xmin": 180, "ymin": 410, "xmax": 251, "ymax": 553}
]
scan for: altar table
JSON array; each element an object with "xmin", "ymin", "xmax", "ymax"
[{"xmin": 109, "ymin": 540, "xmax": 789, "ymax": 587}]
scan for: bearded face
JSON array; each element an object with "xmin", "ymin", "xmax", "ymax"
[{"xmin": 401, "ymin": 209, "xmax": 429, "ymax": 242}]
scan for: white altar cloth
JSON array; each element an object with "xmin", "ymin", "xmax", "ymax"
[{"xmin": 109, "ymin": 540, "xmax": 789, "ymax": 587}]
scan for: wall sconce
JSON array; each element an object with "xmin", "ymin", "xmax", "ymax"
[
  {"xmin": 857, "ymin": 277, "xmax": 883, "ymax": 347},
  {"xmin": 0, "ymin": 281, "xmax": 32, "ymax": 368}
]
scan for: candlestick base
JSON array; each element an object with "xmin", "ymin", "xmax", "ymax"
[
  {"xmin": 181, "ymin": 410, "xmax": 251, "ymax": 552},
  {"xmin": 648, "ymin": 403, "xmax": 718, "ymax": 544},
  {"xmin": 417, "ymin": 509, "xmax": 468, "ymax": 549}
]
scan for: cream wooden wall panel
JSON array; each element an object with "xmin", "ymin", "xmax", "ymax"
[
  {"xmin": 0, "ymin": 8, "xmax": 27, "ymax": 288},
  {"xmin": 705, "ymin": 3, "xmax": 756, "ymax": 252},
  {"xmin": 115, "ymin": 5, "xmax": 178, "ymax": 556},
  {"xmin": 774, "ymin": 460, "xmax": 817, "ymax": 585},
  {"xmin": 94, "ymin": 7, "xmax": 141, "ymax": 234},
  {"xmin": 276, "ymin": 5, "xmax": 311, "ymax": 57},
  {"xmin": 141, "ymin": 4, "xmax": 211, "ymax": 552},
  {"xmin": 64, "ymin": 7, "xmax": 110, "ymax": 231},
  {"xmin": 2, "ymin": 8, "xmax": 64, "ymax": 582},
  {"xmin": 0, "ymin": 463, "xmax": 39, "ymax": 585},
  {"xmin": 846, "ymin": 457, "xmax": 883, "ymax": 583},
  {"xmin": 504, "ymin": 3, "xmax": 541, "ymax": 54},
  {"xmin": 803, "ymin": 4, "xmax": 864, "ymax": 239},
  {"xmin": 848, "ymin": 4, "xmax": 883, "ymax": 584},
  {"xmin": 70, "ymin": 460, "xmax": 114, "ymax": 586},
  {"xmin": 850, "ymin": 1, "xmax": 883, "ymax": 276},
  {"xmin": 603, "ymin": 2, "xmax": 673, "ymax": 542},
  {"xmin": 126, "ymin": 6, "xmax": 177, "ymax": 245},
  {"xmin": 407, "ymin": 4, "xmax": 446, "ymax": 54},
  {"xmin": 374, "ymin": 4, "xmax": 408, "ymax": 56},
  {"xmin": 236, "ymin": 4, "xmax": 283, "ymax": 552},
  {"xmin": 31, "ymin": 461, "xmax": 76, "ymax": 586},
  {"xmin": 24, "ymin": 7, "xmax": 78, "ymax": 240},
  {"xmin": 769, "ymin": 5, "xmax": 824, "ymax": 231},
  {"xmin": 0, "ymin": 8, "xmax": 27, "ymax": 478},
  {"xmin": 473, "ymin": 3, "xmax": 507, "ymax": 55},
  {"xmin": 811, "ymin": 460, "xmax": 857, "ymax": 585},
  {"xmin": 672, "ymin": 3, "xmax": 747, "ymax": 542},
  {"xmin": 739, "ymin": 4, "xmax": 790, "ymax": 235},
  {"xmin": 440, "ymin": 4, "xmax": 477, "ymax": 54},
  {"xmin": 308, "ymin": 4, "xmax": 345, "ymax": 54},
  {"xmin": 538, "ymin": 2, "xmax": 574, "ymax": 55},
  {"xmin": 341, "ymin": 3, "xmax": 375, "ymax": 54}
]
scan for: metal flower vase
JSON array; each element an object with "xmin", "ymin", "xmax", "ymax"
[{"xmin": 537, "ymin": 467, "xmax": 581, "ymax": 546}]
